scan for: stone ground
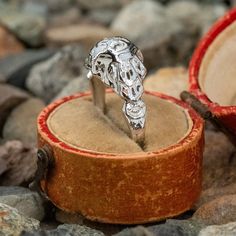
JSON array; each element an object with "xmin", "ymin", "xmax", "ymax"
[{"xmin": 0, "ymin": 0, "xmax": 236, "ymax": 235}]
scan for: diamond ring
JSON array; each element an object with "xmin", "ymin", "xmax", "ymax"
[{"xmin": 85, "ymin": 36, "xmax": 147, "ymax": 147}]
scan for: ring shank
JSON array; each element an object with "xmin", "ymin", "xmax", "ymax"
[
  {"xmin": 90, "ymin": 75, "xmax": 106, "ymax": 113},
  {"xmin": 89, "ymin": 75, "xmax": 145, "ymax": 147}
]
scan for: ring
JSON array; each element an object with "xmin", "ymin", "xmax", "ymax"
[{"xmin": 85, "ymin": 36, "xmax": 147, "ymax": 147}]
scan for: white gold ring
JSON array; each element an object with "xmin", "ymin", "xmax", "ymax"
[{"xmin": 85, "ymin": 36, "xmax": 147, "ymax": 146}]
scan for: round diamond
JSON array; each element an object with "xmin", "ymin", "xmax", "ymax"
[{"xmin": 125, "ymin": 100, "xmax": 146, "ymax": 119}]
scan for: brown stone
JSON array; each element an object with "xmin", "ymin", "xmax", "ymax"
[
  {"xmin": 0, "ymin": 140, "xmax": 37, "ymax": 186},
  {"xmin": 55, "ymin": 209, "xmax": 84, "ymax": 224},
  {"xmin": 193, "ymin": 194, "xmax": 236, "ymax": 225},
  {"xmin": 3, "ymin": 98, "xmax": 45, "ymax": 145},
  {"xmin": 203, "ymin": 130, "xmax": 236, "ymax": 189},
  {"xmin": 144, "ymin": 67, "xmax": 188, "ymax": 99},
  {"xmin": 45, "ymin": 24, "xmax": 116, "ymax": 51},
  {"xmin": 0, "ymin": 26, "xmax": 24, "ymax": 58},
  {"xmin": 195, "ymin": 183, "xmax": 236, "ymax": 209},
  {"xmin": 0, "ymin": 84, "xmax": 29, "ymax": 134},
  {"xmin": 0, "ymin": 157, "xmax": 7, "ymax": 175}
]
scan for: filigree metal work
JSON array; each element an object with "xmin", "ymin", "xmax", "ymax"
[{"xmin": 85, "ymin": 37, "xmax": 147, "ymax": 145}]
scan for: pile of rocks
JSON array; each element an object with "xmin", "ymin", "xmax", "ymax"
[
  {"xmin": 0, "ymin": 0, "xmax": 230, "ymax": 69},
  {"xmin": 0, "ymin": 0, "xmax": 236, "ymax": 235}
]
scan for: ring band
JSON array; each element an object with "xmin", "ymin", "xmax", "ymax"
[{"xmin": 85, "ymin": 37, "xmax": 147, "ymax": 146}]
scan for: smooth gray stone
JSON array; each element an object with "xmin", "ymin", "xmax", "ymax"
[
  {"xmin": 0, "ymin": 49, "xmax": 56, "ymax": 88},
  {"xmin": 0, "ymin": 186, "xmax": 31, "ymax": 196},
  {"xmin": 22, "ymin": 224, "xmax": 105, "ymax": 236}
]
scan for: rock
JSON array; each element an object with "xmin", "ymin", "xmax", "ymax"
[
  {"xmin": 49, "ymin": 8, "xmax": 81, "ymax": 27},
  {"xmin": 200, "ymin": 4, "xmax": 227, "ymax": 35},
  {"xmin": 22, "ymin": 1, "xmax": 49, "ymax": 17},
  {"xmin": 193, "ymin": 194, "xmax": 236, "ymax": 225},
  {"xmin": 0, "ymin": 26, "xmax": 24, "ymax": 59},
  {"xmin": 88, "ymin": 8, "xmax": 118, "ymax": 26},
  {"xmin": 55, "ymin": 209, "xmax": 84, "ymax": 224},
  {"xmin": 166, "ymin": 1, "xmax": 226, "ymax": 37},
  {"xmin": 57, "ymin": 224, "xmax": 105, "ymax": 235},
  {"xmin": 22, "ymin": 224, "xmax": 105, "ymax": 236},
  {"xmin": 0, "ymin": 84, "xmax": 29, "ymax": 134},
  {"xmin": 148, "ymin": 219, "xmax": 205, "ymax": 236},
  {"xmin": 0, "ymin": 186, "xmax": 31, "ymax": 196},
  {"xmin": 199, "ymin": 222, "xmax": 236, "ymax": 236},
  {"xmin": 115, "ymin": 219, "xmax": 205, "ymax": 236},
  {"xmin": 55, "ymin": 209, "xmax": 123, "ymax": 235},
  {"xmin": 114, "ymin": 226, "xmax": 152, "ymax": 236},
  {"xmin": 3, "ymin": 98, "xmax": 45, "ymax": 145},
  {"xmin": 45, "ymin": 0, "xmax": 74, "ymax": 12},
  {"xmin": 0, "ymin": 203, "xmax": 40, "ymax": 236},
  {"xmin": 0, "ymin": 2, "xmax": 46, "ymax": 47},
  {"xmin": 45, "ymin": 24, "xmax": 115, "ymax": 49},
  {"xmin": 0, "ymin": 188, "xmax": 44, "ymax": 221},
  {"xmin": 111, "ymin": 0, "xmax": 198, "ymax": 69},
  {"xmin": 53, "ymin": 76, "xmax": 89, "ymax": 100},
  {"xmin": 166, "ymin": 1, "xmax": 201, "ymax": 31},
  {"xmin": 203, "ymin": 130, "xmax": 236, "ymax": 189},
  {"xmin": 0, "ymin": 157, "xmax": 8, "ymax": 176},
  {"xmin": 144, "ymin": 67, "xmax": 188, "ymax": 98},
  {"xmin": 163, "ymin": 1, "xmax": 204, "ymax": 69},
  {"xmin": 0, "ymin": 49, "xmax": 56, "ymax": 88},
  {"xmin": 0, "ymin": 140, "xmax": 37, "ymax": 186},
  {"xmin": 195, "ymin": 183, "xmax": 236, "ymax": 209},
  {"xmin": 111, "ymin": 0, "xmax": 165, "ymax": 42},
  {"xmin": 26, "ymin": 45, "xmax": 86, "ymax": 103},
  {"xmin": 77, "ymin": 0, "xmax": 129, "ymax": 10}
]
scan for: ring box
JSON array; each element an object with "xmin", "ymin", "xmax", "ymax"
[
  {"xmin": 37, "ymin": 91, "xmax": 204, "ymax": 224},
  {"xmin": 35, "ymin": 7, "xmax": 236, "ymax": 224},
  {"xmin": 190, "ymin": 8, "xmax": 236, "ymax": 136}
]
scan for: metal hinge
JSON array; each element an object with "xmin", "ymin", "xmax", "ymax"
[{"xmin": 29, "ymin": 145, "xmax": 54, "ymax": 201}]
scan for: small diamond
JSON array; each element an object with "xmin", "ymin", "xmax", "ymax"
[{"xmin": 124, "ymin": 100, "xmax": 146, "ymax": 119}]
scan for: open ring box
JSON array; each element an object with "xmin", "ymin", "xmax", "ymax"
[
  {"xmin": 35, "ymin": 8, "xmax": 236, "ymax": 224},
  {"xmin": 189, "ymin": 8, "xmax": 236, "ymax": 136}
]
